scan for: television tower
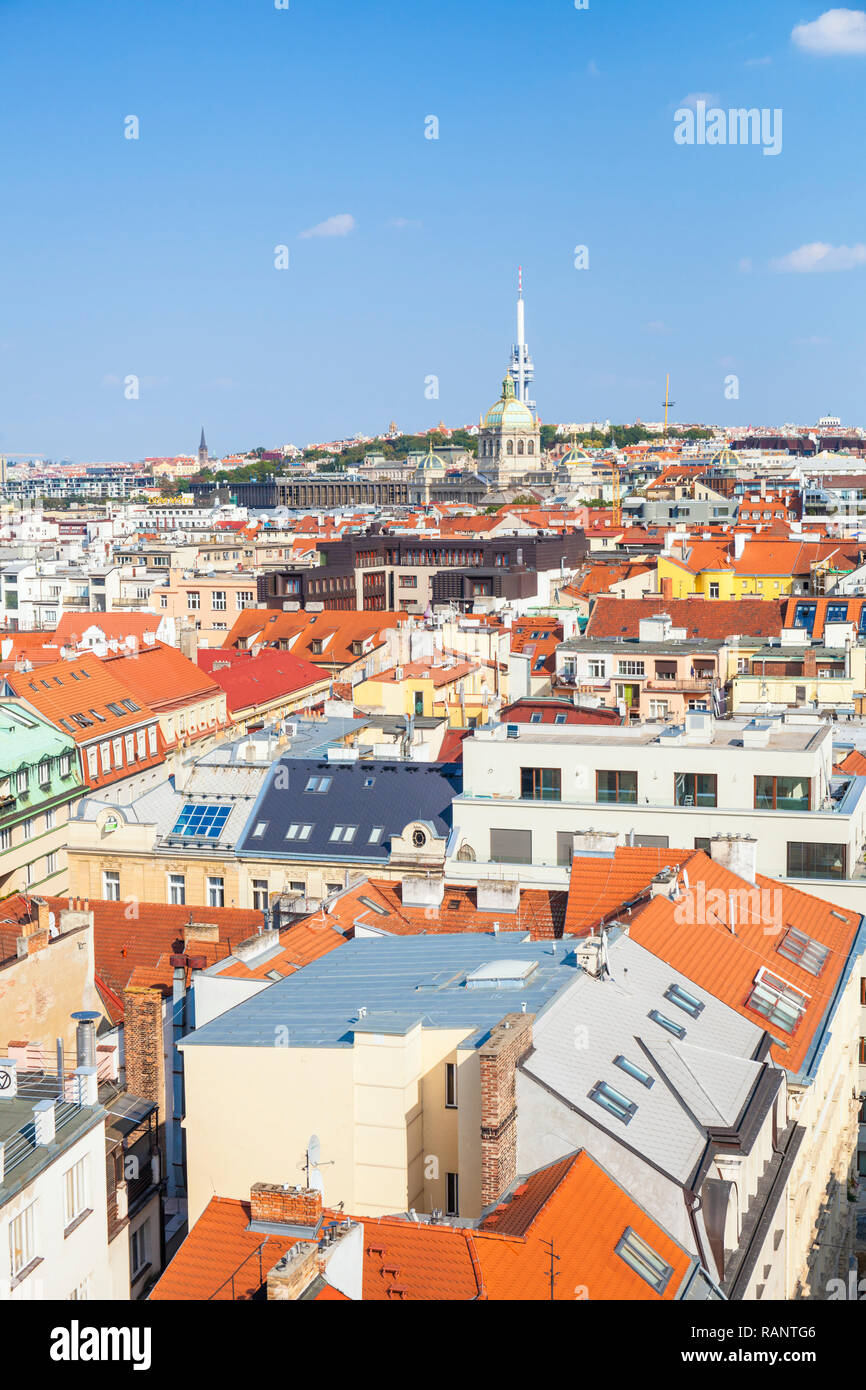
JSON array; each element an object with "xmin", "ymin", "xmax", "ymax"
[{"xmin": 508, "ymin": 266, "xmax": 536, "ymax": 414}]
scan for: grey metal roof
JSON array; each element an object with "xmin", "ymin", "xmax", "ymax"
[
  {"xmin": 235, "ymin": 756, "xmax": 460, "ymax": 863},
  {"xmin": 521, "ymin": 934, "xmax": 765, "ymax": 1185},
  {"xmin": 181, "ymin": 932, "xmax": 575, "ymax": 1050}
]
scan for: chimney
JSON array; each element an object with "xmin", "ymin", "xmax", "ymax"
[
  {"xmin": 400, "ymin": 874, "xmax": 445, "ymax": 909},
  {"xmin": 709, "ymin": 833, "xmax": 757, "ymax": 885},
  {"xmin": 479, "ymin": 1012, "xmax": 534, "ymax": 1208},
  {"xmin": 660, "ymin": 576, "xmax": 673, "ymax": 601},
  {"xmin": 250, "ymin": 1183, "xmax": 323, "ymax": 1232},
  {"xmin": 475, "ymin": 879, "xmax": 520, "ymax": 914},
  {"xmin": 123, "ymin": 985, "xmax": 165, "ymax": 1110},
  {"xmin": 185, "ymin": 922, "xmax": 220, "ymax": 947},
  {"xmin": 33, "ymin": 1097, "xmax": 56, "ymax": 1146},
  {"xmin": 0, "ymin": 1058, "xmax": 17, "ymax": 1099},
  {"xmin": 265, "ymin": 1241, "xmax": 320, "ymax": 1300},
  {"xmin": 733, "ymin": 532, "xmax": 747, "ymax": 561},
  {"xmin": 650, "ymin": 867, "xmax": 680, "ymax": 900},
  {"xmin": 72, "ymin": 1010, "xmax": 101, "ymax": 1068}
]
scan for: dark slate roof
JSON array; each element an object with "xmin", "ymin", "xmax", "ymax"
[
  {"xmin": 180, "ymin": 931, "xmax": 577, "ymax": 1050},
  {"xmin": 235, "ymin": 757, "xmax": 461, "ymax": 862}
]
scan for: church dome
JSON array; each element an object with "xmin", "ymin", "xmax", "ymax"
[{"xmin": 483, "ymin": 377, "xmax": 535, "ymax": 430}]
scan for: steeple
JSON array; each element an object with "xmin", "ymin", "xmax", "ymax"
[{"xmin": 198, "ymin": 427, "xmax": 208, "ymax": 468}]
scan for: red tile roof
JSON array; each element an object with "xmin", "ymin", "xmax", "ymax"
[
  {"xmin": 780, "ymin": 595, "xmax": 866, "ymax": 641},
  {"xmin": 221, "ymin": 610, "xmax": 409, "ymax": 668},
  {"xmin": 563, "ymin": 847, "xmax": 693, "ymax": 936},
  {"xmin": 151, "ymin": 1150, "xmax": 694, "ymax": 1301},
  {"xmin": 627, "ymin": 852, "xmax": 862, "ymax": 1073},
  {"xmin": 197, "ymin": 647, "xmax": 330, "ymax": 713},
  {"xmin": 836, "ymin": 749, "xmax": 866, "ymax": 776},
  {"xmin": 501, "ymin": 699, "xmax": 623, "ymax": 726},
  {"xmin": 586, "ymin": 596, "xmax": 784, "ymax": 641},
  {"xmin": 103, "ymin": 642, "xmax": 223, "ymax": 713}
]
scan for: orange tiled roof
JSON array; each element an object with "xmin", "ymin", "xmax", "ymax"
[
  {"xmin": 836, "ymin": 749, "xmax": 866, "ymax": 776},
  {"xmin": 102, "ymin": 642, "xmax": 223, "ymax": 712},
  {"xmin": 586, "ymin": 596, "xmax": 784, "ymax": 641},
  {"xmin": 151, "ymin": 1149, "xmax": 694, "ymax": 1301},
  {"xmin": 563, "ymin": 847, "xmax": 693, "ymax": 936},
  {"xmin": 221, "ymin": 610, "xmax": 409, "ymax": 667},
  {"xmin": 780, "ymin": 595, "xmax": 866, "ymax": 641},
  {"xmin": 627, "ymin": 852, "xmax": 862, "ymax": 1073}
]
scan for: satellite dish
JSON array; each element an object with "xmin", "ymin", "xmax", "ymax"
[
  {"xmin": 309, "ymin": 1167, "xmax": 324, "ymax": 1194},
  {"xmin": 307, "ymin": 1134, "xmax": 321, "ymax": 1168}
]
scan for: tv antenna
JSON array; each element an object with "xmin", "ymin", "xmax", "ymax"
[
  {"xmin": 303, "ymin": 1133, "xmax": 334, "ymax": 1192},
  {"xmin": 541, "ymin": 1237, "xmax": 561, "ymax": 1299},
  {"xmin": 661, "ymin": 374, "xmax": 676, "ymax": 437}
]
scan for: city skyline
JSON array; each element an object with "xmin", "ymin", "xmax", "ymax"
[{"xmin": 2, "ymin": 0, "xmax": 866, "ymax": 458}]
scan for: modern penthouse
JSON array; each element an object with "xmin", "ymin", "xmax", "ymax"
[{"xmin": 448, "ymin": 709, "xmax": 866, "ymax": 888}]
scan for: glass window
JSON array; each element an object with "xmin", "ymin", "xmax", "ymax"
[
  {"xmin": 786, "ymin": 841, "xmax": 846, "ymax": 880},
  {"xmin": 777, "ymin": 926, "xmax": 829, "ymax": 976},
  {"xmin": 207, "ymin": 877, "xmax": 225, "ymax": 908},
  {"xmin": 63, "ymin": 1158, "xmax": 88, "ymax": 1228},
  {"xmin": 446, "ymin": 1173, "xmax": 459, "ymax": 1217},
  {"xmin": 615, "ymin": 1227, "xmax": 674, "ymax": 1294},
  {"xmin": 103, "ymin": 871, "xmax": 120, "ymax": 901},
  {"xmin": 674, "ymin": 772, "xmax": 717, "ymax": 808},
  {"xmin": 614, "ymin": 1056, "xmax": 654, "ymax": 1089},
  {"xmin": 648, "ymin": 1009, "xmax": 686, "ymax": 1039},
  {"xmin": 663, "ymin": 983, "xmax": 705, "ymax": 1019},
  {"xmin": 9, "ymin": 1201, "xmax": 37, "ymax": 1278},
  {"xmin": 520, "ymin": 766, "xmax": 561, "ymax": 801},
  {"xmin": 168, "ymin": 874, "xmax": 185, "ymax": 906},
  {"xmin": 597, "ymin": 770, "xmax": 637, "ymax": 804},
  {"xmin": 755, "ymin": 776, "xmax": 810, "ymax": 812},
  {"xmin": 252, "ymin": 879, "xmax": 268, "ymax": 911},
  {"xmin": 445, "ymin": 1062, "xmax": 458, "ymax": 1108},
  {"xmin": 747, "ymin": 969, "xmax": 808, "ymax": 1034},
  {"xmin": 588, "ymin": 1080, "xmax": 637, "ymax": 1124}
]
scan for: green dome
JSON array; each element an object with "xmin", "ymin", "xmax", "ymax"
[{"xmin": 483, "ymin": 376, "xmax": 535, "ymax": 430}]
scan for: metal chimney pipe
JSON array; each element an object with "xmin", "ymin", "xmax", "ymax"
[{"xmin": 72, "ymin": 1011, "xmax": 101, "ymax": 1068}]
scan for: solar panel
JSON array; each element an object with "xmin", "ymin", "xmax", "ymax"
[{"xmin": 171, "ymin": 804, "xmax": 231, "ymax": 839}]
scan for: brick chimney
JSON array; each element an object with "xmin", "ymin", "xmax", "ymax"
[
  {"xmin": 250, "ymin": 1183, "xmax": 323, "ymax": 1230},
  {"xmin": 123, "ymin": 985, "xmax": 165, "ymax": 1109},
  {"xmin": 803, "ymin": 648, "xmax": 817, "ymax": 678},
  {"xmin": 660, "ymin": 576, "xmax": 673, "ymax": 601},
  {"xmin": 479, "ymin": 1012, "xmax": 535, "ymax": 1209}
]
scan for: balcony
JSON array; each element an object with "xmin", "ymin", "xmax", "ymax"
[{"xmin": 644, "ymin": 677, "xmax": 714, "ymax": 694}]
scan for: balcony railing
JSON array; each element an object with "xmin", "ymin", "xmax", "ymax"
[{"xmin": 644, "ymin": 678, "xmax": 714, "ymax": 694}]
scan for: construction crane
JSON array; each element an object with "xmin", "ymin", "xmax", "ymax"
[
  {"xmin": 611, "ymin": 456, "xmax": 622, "ymax": 528},
  {"xmin": 661, "ymin": 375, "xmax": 675, "ymax": 438}
]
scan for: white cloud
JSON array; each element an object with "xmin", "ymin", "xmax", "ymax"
[
  {"xmin": 771, "ymin": 241, "xmax": 866, "ymax": 272},
  {"xmin": 678, "ymin": 92, "xmax": 720, "ymax": 110},
  {"xmin": 299, "ymin": 213, "xmax": 356, "ymax": 240},
  {"xmin": 792, "ymin": 8, "xmax": 866, "ymax": 54}
]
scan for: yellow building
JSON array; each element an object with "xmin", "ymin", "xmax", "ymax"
[{"xmin": 353, "ymin": 659, "xmax": 493, "ymax": 726}]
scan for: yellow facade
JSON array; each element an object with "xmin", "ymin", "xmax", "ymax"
[{"xmin": 656, "ymin": 555, "xmax": 796, "ymax": 601}]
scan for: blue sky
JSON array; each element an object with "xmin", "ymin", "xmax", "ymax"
[{"xmin": 1, "ymin": 0, "xmax": 866, "ymax": 458}]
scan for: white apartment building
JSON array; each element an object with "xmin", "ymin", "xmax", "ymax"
[
  {"xmin": 448, "ymin": 710, "xmax": 866, "ymax": 888},
  {"xmin": 0, "ymin": 1060, "xmax": 111, "ymax": 1301}
]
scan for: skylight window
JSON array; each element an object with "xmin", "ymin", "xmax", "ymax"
[
  {"xmin": 588, "ymin": 1080, "xmax": 637, "ymax": 1125},
  {"xmin": 358, "ymin": 895, "xmax": 388, "ymax": 916},
  {"xmin": 648, "ymin": 1009, "xmax": 686, "ymax": 1040},
  {"xmin": 530, "ymin": 712, "xmax": 542, "ymax": 724},
  {"xmin": 777, "ymin": 926, "xmax": 829, "ymax": 977},
  {"xmin": 252, "ymin": 822, "xmax": 268, "ymax": 838},
  {"xmin": 615, "ymin": 1227, "xmax": 674, "ymax": 1294},
  {"xmin": 122, "ymin": 699, "xmax": 140, "ymax": 712},
  {"xmin": 747, "ymin": 968, "xmax": 809, "ymax": 1035},
  {"xmin": 663, "ymin": 983, "xmax": 705, "ymax": 1019},
  {"xmin": 330, "ymin": 825, "xmax": 357, "ymax": 843},
  {"xmin": 171, "ymin": 804, "xmax": 231, "ymax": 839},
  {"xmin": 614, "ymin": 1056, "xmax": 654, "ymax": 1089},
  {"xmin": 107, "ymin": 702, "xmax": 125, "ymax": 717},
  {"xmin": 305, "ymin": 775, "xmax": 332, "ymax": 793},
  {"xmin": 89, "ymin": 708, "xmax": 106, "ymax": 722},
  {"xmin": 368, "ymin": 827, "xmax": 383, "ymax": 844},
  {"xmin": 286, "ymin": 823, "xmax": 313, "ymax": 840}
]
